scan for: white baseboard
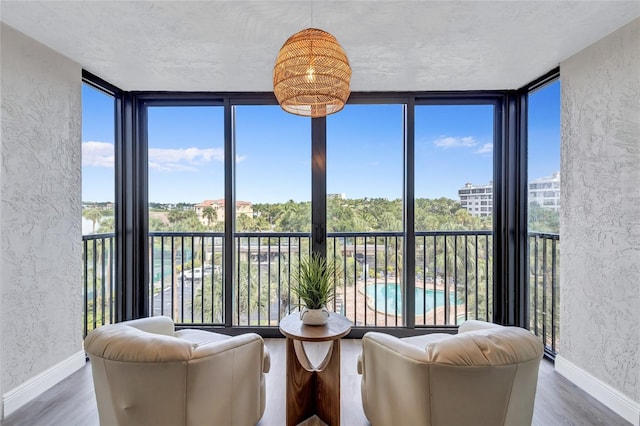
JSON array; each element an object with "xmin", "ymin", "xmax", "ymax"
[
  {"xmin": 2, "ymin": 350, "xmax": 86, "ymax": 418},
  {"xmin": 555, "ymin": 355, "xmax": 640, "ymax": 426}
]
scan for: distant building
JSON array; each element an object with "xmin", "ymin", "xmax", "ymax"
[
  {"xmin": 149, "ymin": 202, "xmax": 194, "ymax": 211},
  {"xmin": 458, "ymin": 182, "xmax": 493, "ymax": 217},
  {"xmin": 82, "ymin": 202, "xmax": 114, "ymax": 211},
  {"xmin": 458, "ymin": 171, "xmax": 561, "ymax": 217},
  {"xmin": 328, "ymin": 193, "xmax": 346, "ymax": 200},
  {"xmin": 528, "ymin": 172, "xmax": 560, "ymax": 211},
  {"xmin": 194, "ymin": 199, "xmax": 253, "ymax": 224}
]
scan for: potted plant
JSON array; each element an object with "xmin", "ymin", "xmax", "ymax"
[{"xmin": 292, "ymin": 252, "xmax": 339, "ymax": 325}]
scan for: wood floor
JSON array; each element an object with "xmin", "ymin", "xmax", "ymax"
[{"xmin": 0, "ymin": 338, "xmax": 630, "ymax": 426}]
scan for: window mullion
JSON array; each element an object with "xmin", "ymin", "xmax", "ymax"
[
  {"xmin": 311, "ymin": 117, "xmax": 327, "ymax": 257},
  {"xmin": 404, "ymin": 100, "xmax": 416, "ymax": 328}
]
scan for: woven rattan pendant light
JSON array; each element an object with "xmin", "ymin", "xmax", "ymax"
[{"xmin": 273, "ymin": 28, "xmax": 351, "ymax": 118}]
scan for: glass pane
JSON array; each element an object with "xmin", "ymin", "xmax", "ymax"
[
  {"xmin": 528, "ymin": 81, "xmax": 560, "ymax": 233},
  {"xmin": 327, "ymin": 104, "xmax": 404, "ymax": 327},
  {"xmin": 528, "ymin": 80, "xmax": 560, "ymax": 353},
  {"xmin": 81, "ymin": 83, "xmax": 116, "ymax": 335},
  {"xmin": 234, "ymin": 105, "xmax": 311, "ymax": 326},
  {"xmin": 82, "ymin": 84, "xmax": 115, "ymax": 234},
  {"xmin": 415, "ymin": 105, "xmax": 494, "ymax": 326},
  {"xmin": 147, "ymin": 106, "xmax": 225, "ymax": 325}
]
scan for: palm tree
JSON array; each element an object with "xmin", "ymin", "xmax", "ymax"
[
  {"xmin": 253, "ymin": 203, "xmax": 283, "ymax": 230},
  {"xmin": 234, "ymin": 260, "xmax": 268, "ymax": 325},
  {"xmin": 83, "ymin": 209, "xmax": 103, "ymax": 233},
  {"xmin": 236, "ymin": 213, "xmax": 257, "ymax": 231},
  {"xmin": 202, "ymin": 206, "xmax": 216, "ymax": 228},
  {"xmin": 193, "ymin": 273, "xmax": 224, "ymax": 323},
  {"xmin": 98, "ymin": 216, "xmax": 114, "ymax": 233}
]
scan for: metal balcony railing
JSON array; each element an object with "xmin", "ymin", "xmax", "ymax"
[
  {"xmin": 528, "ymin": 231, "xmax": 560, "ymax": 358},
  {"xmin": 82, "ymin": 229, "xmax": 558, "ymax": 356},
  {"xmin": 82, "ymin": 233, "xmax": 116, "ymax": 337},
  {"xmin": 145, "ymin": 231, "xmax": 495, "ymax": 329}
]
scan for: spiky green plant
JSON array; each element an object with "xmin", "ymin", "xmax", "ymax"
[{"xmin": 292, "ymin": 253, "xmax": 338, "ymax": 309}]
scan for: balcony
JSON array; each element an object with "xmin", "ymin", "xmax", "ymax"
[{"xmin": 82, "ymin": 229, "xmax": 559, "ymax": 357}]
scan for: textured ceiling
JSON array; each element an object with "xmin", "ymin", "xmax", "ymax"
[{"xmin": 1, "ymin": 1, "xmax": 639, "ymax": 91}]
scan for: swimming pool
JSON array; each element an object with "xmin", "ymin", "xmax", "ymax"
[{"xmin": 364, "ymin": 283, "xmax": 456, "ymax": 316}]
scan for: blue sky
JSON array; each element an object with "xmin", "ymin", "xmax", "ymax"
[{"xmin": 81, "ymin": 81, "xmax": 560, "ymax": 203}]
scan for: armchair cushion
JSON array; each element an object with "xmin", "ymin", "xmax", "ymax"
[
  {"xmin": 175, "ymin": 328, "xmax": 234, "ymax": 346},
  {"xmin": 401, "ymin": 332, "xmax": 453, "ymax": 348},
  {"xmin": 84, "ymin": 323, "xmax": 193, "ymax": 363},
  {"xmin": 424, "ymin": 326, "xmax": 543, "ymax": 366}
]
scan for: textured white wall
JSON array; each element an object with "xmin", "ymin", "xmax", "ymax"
[
  {"xmin": 560, "ymin": 18, "xmax": 640, "ymax": 402},
  {"xmin": 0, "ymin": 24, "xmax": 82, "ymax": 391}
]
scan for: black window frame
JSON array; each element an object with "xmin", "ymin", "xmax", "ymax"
[{"xmin": 82, "ymin": 70, "xmax": 560, "ymax": 335}]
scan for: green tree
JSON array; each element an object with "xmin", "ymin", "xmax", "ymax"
[
  {"xmin": 83, "ymin": 209, "xmax": 104, "ymax": 233},
  {"xmin": 237, "ymin": 213, "xmax": 259, "ymax": 231},
  {"xmin": 234, "ymin": 260, "xmax": 269, "ymax": 325},
  {"xmin": 528, "ymin": 203, "xmax": 559, "ymax": 233},
  {"xmin": 166, "ymin": 212, "xmax": 205, "ymax": 232},
  {"xmin": 328, "ymin": 199, "xmax": 362, "ymax": 232},
  {"xmin": 149, "ymin": 216, "xmax": 167, "ymax": 231},
  {"xmin": 98, "ymin": 216, "xmax": 115, "ymax": 233},
  {"xmin": 275, "ymin": 200, "xmax": 311, "ymax": 232},
  {"xmin": 193, "ymin": 274, "xmax": 224, "ymax": 323},
  {"xmin": 253, "ymin": 203, "xmax": 283, "ymax": 230},
  {"xmin": 168, "ymin": 209, "xmax": 198, "ymax": 224},
  {"xmin": 202, "ymin": 206, "xmax": 216, "ymax": 228}
]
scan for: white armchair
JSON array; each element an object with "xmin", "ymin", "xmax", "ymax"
[
  {"xmin": 84, "ymin": 316, "xmax": 270, "ymax": 426},
  {"xmin": 358, "ymin": 320, "xmax": 543, "ymax": 426}
]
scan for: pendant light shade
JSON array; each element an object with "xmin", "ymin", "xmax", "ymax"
[{"xmin": 273, "ymin": 28, "xmax": 351, "ymax": 118}]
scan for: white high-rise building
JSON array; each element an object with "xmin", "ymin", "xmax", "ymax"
[
  {"xmin": 458, "ymin": 182, "xmax": 493, "ymax": 217},
  {"xmin": 528, "ymin": 172, "xmax": 561, "ymax": 211},
  {"xmin": 458, "ymin": 172, "xmax": 561, "ymax": 217}
]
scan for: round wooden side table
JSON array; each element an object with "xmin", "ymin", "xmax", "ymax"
[{"xmin": 279, "ymin": 312, "xmax": 352, "ymax": 426}]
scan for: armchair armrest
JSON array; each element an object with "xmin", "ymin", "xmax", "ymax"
[
  {"xmin": 187, "ymin": 333, "xmax": 268, "ymax": 425},
  {"xmin": 262, "ymin": 345, "xmax": 271, "ymax": 373},
  {"xmin": 359, "ymin": 332, "xmax": 430, "ymax": 376},
  {"xmin": 192, "ymin": 332, "xmax": 266, "ymax": 360},
  {"xmin": 359, "ymin": 332, "xmax": 433, "ymax": 425},
  {"xmin": 192, "ymin": 333, "xmax": 270, "ymax": 372}
]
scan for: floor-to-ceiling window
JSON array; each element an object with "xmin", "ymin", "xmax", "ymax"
[
  {"xmin": 81, "ymin": 81, "xmax": 116, "ymax": 335},
  {"xmin": 327, "ymin": 103, "xmax": 404, "ymax": 326},
  {"xmin": 527, "ymin": 78, "xmax": 560, "ymax": 356},
  {"xmin": 81, "ymin": 83, "xmax": 540, "ymax": 335},
  {"xmin": 414, "ymin": 104, "xmax": 495, "ymax": 326},
  {"xmin": 234, "ymin": 105, "xmax": 311, "ymax": 325},
  {"xmin": 146, "ymin": 105, "xmax": 225, "ymax": 324}
]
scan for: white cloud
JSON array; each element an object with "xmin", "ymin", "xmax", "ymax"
[
  {"xmin": 148, "ymin": 161, "xmax": 199, "ymax": 172},
  {"xmin": 82, "ymin": 141, "xmax": 114, "ymax": 168},
  {"xmin": 149, "ymin": 147, "xmax": 233, "ymax": 172},
  {"xmin": 149, "ymin": 147, "xmax": 224, "ymax": 164},
  {"xmin": 82, "ymin": 142, "xmax": 242, "ymax": 171},
  {"xmin": 433, "ymin": 136, "xmax": 478, "ymax": 148},
  {"xmin": 474, "ymin": 143, "xmax": 493, "ymax": 154}
]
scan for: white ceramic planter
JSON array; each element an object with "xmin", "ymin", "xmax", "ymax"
[{"xmin": 300, "ymin": 306, "xmax": 330, "ymax": 325}]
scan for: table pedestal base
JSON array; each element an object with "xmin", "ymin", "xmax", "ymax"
[{"xmin": 286, "ymin": 338, "xmax": 341, "ymax": 426}]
